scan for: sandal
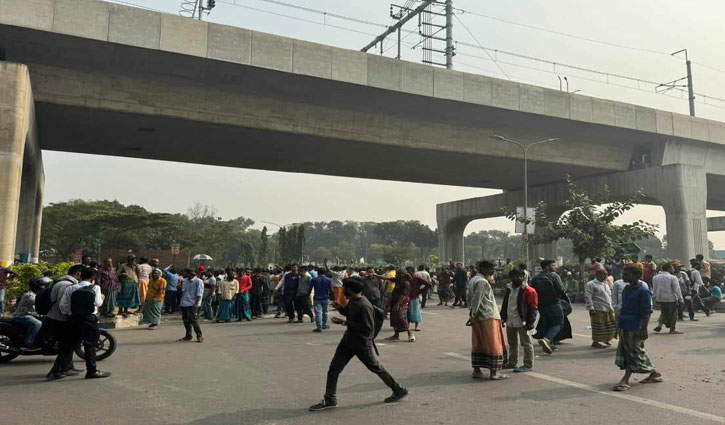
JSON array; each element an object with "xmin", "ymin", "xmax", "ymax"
[
  {"xmin": 177, "ymin": 337, "xmax": 192, "ymax": 342},
  {"xmin": 408, "ymin": 335, "xmax": 416, "ymax": 342},
  {"xmin": 490, "ymin": 374, "xmax": 509, "ymax": 381},
  {"xmin": 613, "ymin": 384, "xmax": 631, "ymax": 392},
  {"xmin": 640, "ymin": 376, "xmax": 663, "ymax": 384}
]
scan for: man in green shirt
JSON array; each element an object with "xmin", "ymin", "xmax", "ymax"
[{"xmin": 701, "ymin": 282, "xmax": 722, "ymax": 311}]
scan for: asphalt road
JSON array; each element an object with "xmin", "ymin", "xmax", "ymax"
[{"xmin": 2, "ymin": 301, "xmax": 725, "ymax": 425}]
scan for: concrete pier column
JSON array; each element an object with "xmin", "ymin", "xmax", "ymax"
[
  {"xmin": 15, "ymin": 152, "xmax": 43, "ymax": 262},
  {"xmin": 438, "ymin": 219, "xmax": 467, "ymax": 265},
  {"xmin": 0, "ymin": 63, "xmax": 34, "ymax": 265},
  {"xmin": 656, "ymin": 164, "xmax": 708, "ymax": 263}
]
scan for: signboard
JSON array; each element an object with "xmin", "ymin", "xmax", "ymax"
[
  {"xmin": 171, "ymin": 244, "xmax": 181, "ymax": 256},
  {"xmin": 621, "ymin": 242, "xmax": 641, "ymax": 256},
  {"xmin": 514, "ymin": 207, "xmax": 535, "ymax": 234}
]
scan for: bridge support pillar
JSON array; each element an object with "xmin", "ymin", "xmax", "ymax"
[
  {"xmin": 0, "ymin": 62, "xmax": 43, "ymax": 265},
  {"xmin": 657, "ymin": 164, "xmax": 708, "ymax": 263}
]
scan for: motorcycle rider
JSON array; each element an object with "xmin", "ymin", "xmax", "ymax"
[
  {"xmin": 46, "ymin": 264, "xmax": 85, "ymax": 381},
  {"xmin": 11, "ymin": 277, "xmax": 50, "ymax": 352}
]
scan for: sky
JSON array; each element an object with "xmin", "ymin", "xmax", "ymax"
[{"xmin": 43, "ymin": 0, "xmax": 725, "ymax": 246}]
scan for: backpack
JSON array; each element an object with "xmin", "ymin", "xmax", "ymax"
[
  {"xmin": 70, "ymin": 286, "xmax": 97, "ymax": 316},
  {"xmin": 35, "ymin": 278, "xmax": 74, "ymax": 315},
  {"xmin": 35, "ymin": 285, "xmax": 54, "ymax": 316}
]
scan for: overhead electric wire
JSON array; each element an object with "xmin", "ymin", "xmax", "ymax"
[{"xmin": 454, "ymin": 14, "xmax": 510, "ymax": 80}]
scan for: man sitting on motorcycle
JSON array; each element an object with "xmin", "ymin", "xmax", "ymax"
[{"xmin": 12, "ymin": 277, "xmax": 50, "ymax": 352}]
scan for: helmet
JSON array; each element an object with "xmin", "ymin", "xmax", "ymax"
[{"xmin": 29, "ymin": 276, "xmax": 52, "ymax": 293}]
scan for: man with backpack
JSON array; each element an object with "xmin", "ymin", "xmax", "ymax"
[
  {"xmin": 58, "ymin": 267, "xmax": 110, "ymax": 379},
  {"xmin": 309, "ymin": 277, "xmax": 408, "ymax": 411},
  {"xmin": 43, "ymin": 264, "xmax": 85, "ymax": 380}
]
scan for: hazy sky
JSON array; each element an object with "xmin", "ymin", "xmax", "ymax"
[{"xmin": 43, "ymin": 0, "xmax": 725, "ymax": 247}]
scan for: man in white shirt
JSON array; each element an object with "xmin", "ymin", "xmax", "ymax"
[
  {"xmin": 584, "ymin": 268, "xmax": 616, "ymax": 348},
  {"xmin": 652, "ymin": 263, "xmax": 684, "ymax": 334},
  {"xmin": 59, "ymin": 267, "xmax": 110, "ymax": 379}
]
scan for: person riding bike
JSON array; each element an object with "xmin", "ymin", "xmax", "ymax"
[{"xmin": 11, "ymin": 276, "xmax": 51, "ymax": 352}]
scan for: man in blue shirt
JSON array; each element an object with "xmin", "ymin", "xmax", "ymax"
[
  {"xmin": 283, "ymin": 265, "xmax": 300, "ymax": 323},
  {"xmin": 163, "ymin": 266, "xmax": 180, "ymax": 314},
  {"xmin": 178, "ymin": 269, "xmax": 204, "ymax": 343},
  {"xmin": 613, "ymin": 266, "xmax": 662, "ymax": 392},
  {"xmin": 311, "ymin": 269, "xmax": 333, "ymax": 332}
]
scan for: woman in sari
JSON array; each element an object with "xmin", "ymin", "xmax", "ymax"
[
  {"xmin": 216, "ymin": 269, "xmax": 238, "ymax": 323},
  {"xmin": 143, "ymin": 268, "xmax": 167, "ymax": 329},
  {"xmin": 467, "ymin": 260, "xmax": 508, "ymax": 380},
  {"xmin": 385, "ymin": 270, "xmax": 414, "ymax": 342}
]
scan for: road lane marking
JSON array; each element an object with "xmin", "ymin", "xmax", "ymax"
[
  {"xmin": 423, "ymin": 311, "xmax": 439, "ymax": 315},
  {"xmin": 443, "ymin": 352, "xmax": 725, "ymax": 424}
]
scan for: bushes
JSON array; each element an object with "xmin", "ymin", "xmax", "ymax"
[{"xmin": 6, "ymin": 261, "xmax": 73, "ymax": 305}]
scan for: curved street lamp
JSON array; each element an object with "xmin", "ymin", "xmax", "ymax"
[{"xmin": 490, "ymin": 134, "xmax": 561, "ymax": 267}]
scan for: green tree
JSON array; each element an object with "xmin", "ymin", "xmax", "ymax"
[
  {"xmin": 259, "ymin": 226, "xmax": 269, "ymax": 266},
  {"xmin": 513, "ymin": 177, "xmax": 658, "ymax": 279}
]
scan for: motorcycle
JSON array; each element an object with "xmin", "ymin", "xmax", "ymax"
[{"xmin": 0, "ymin": 317, "xmax": 116, "ymax": 363}]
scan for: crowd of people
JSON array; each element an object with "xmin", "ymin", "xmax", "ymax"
[{"xmin": 2, "ymin": 250, "xmax": 722, "ymax": 396}]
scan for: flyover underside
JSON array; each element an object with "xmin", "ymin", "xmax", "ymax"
[{"xmin": 36, "ymin": 103, "xmax": 616, "ymax": 188}]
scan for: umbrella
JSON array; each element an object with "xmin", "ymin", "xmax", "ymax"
[{"xmin": 193, "ymin": 254, "xmax": 213, "ymax": 261}]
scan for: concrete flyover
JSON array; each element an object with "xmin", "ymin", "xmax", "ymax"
[
  {"xmin": 1, "ymin": 0, "xmax": 725, "ymax": 264},
  {"xmin": 438, "ymin": 163, "xmax": 725, "ymax": 264}
]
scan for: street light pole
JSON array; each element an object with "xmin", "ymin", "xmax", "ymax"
[{"xmin": 490, "ymin": 134, "xmax": 561, "ymax": 268}]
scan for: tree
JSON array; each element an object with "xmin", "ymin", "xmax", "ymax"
[{"xmin": 510, "ymin": 177, "xmax": 658, "ymax": 279}]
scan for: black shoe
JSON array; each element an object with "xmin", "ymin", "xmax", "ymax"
[
  {"xmin": 85, "ymin": 371, "xmax": 112, "ymax": 379},
  {"xmin": 309, "ymin": 399, "xmax": 338, "ymax": 411},
  {"xmin": 385, "ymin": 387, "xmax": 409, "ymax": 403},
  {"xmin": 46, "ymin": 372, "xmax": 67, "ymax": 381}
]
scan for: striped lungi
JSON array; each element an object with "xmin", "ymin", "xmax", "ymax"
[
  {"xmin": 471, "ymin": 318, "xmax": 507, "ymax": 370},
  {"xmin": 590, "ymin": 310, "xmax": 617, "ymax": 343}
]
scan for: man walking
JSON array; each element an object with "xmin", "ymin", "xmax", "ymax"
[
  {"xmin": 309, "ymin": 278, "xmax": 408, "ymax": 411},
  {"xmin": 652, "ymin": 263, "xmax": 683, "ymax": 334},
  {"xmin": 613, "ymin": 266, "xmax": 662, "ymax": 391},
  {"xmin": 178, "ymin": 269, "xmax": 204, "ymax": 343},
  {"xmin": 283, "ymin": 265, "xmax": 300, "ymax": 323},
  {"xmin": 500, "ymin": 268, "xmax": 538, "ymax": 373},
  {"xmin": 46, "ymin": 264, "xmax": 85, "ymax": 381},
  {"xmin": 58, "ymin": 267, "xmax": 110, "ymax": 379},
  {"xmin": 452, "ymin": 262, "xmax": 468, "ymax": 308},
  {"xmin": 584, "ymin": 268, "xmax": 617, "ymax": 348},
  {"xmin": 674, "ymin": 262, "xmax": 697, "ymax": 321},
  {"xmin": 530, "ymin": 259, "xmax": 569, "ymax": 354},
  {"xmin": 310, "ymin": 269, "xmax": 332, "ymax": 332},
  {"xmin": 295, "ymin": 266, "xmax": 315, "ymax": 323}
]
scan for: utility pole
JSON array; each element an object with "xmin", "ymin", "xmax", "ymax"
[
  {"xmin": 445, "ymin": 0, "xmax": 454, "ymax": 69},
  {"xmin": 361, "ymin": 1, "xmax": 435, "ymax": 53},
  {"xmin": 490, "ymin": 135, "xmax": 561, "ymax": 268},
  {"xmin": 664, "ymin": 49, "xmax": 695, "ymax": 117},
  {"xmin": 686, "ymin": 56, "xmax": 695, "ymax": 117}
]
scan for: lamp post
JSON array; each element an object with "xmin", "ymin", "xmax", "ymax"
[{"xmin": 490, "ymin": 134, "xmax": 561, "ymax": 267}]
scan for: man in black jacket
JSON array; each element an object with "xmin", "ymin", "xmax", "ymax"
[
  {"xmin": 530, "ymin": 259, "xmax": 569, "ymax": 354},
  {"xmin": 309, "ymin": 277, "xmax": 408, "ymax": 411}
]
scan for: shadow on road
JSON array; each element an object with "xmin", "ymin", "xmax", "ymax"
[{"xmin": 181, "ymin": 400, "xmax": 383, "ymax": 425}]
